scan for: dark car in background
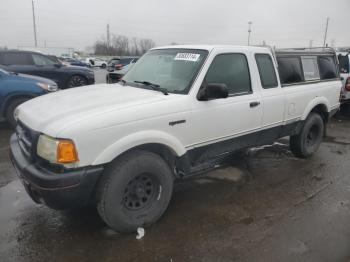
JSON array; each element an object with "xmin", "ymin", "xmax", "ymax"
[
  {"xmin": 106, "ymin": 57, "xmax": 138, "ymax": 83},
  {"xmin": 0, "ymin": 69, "xmax": 58, "ymax": 127},
  {"xmin": 62, "ymin": 58, "xmax": 90, "ymax": 68},
  {"xmin": 0, "ymin": 50, "xmax": 95, "ymax": 89},
  {"xmin": 106, "ymin": 57, "xmax": 138, "ymax": 72},
  {"xmin": 106, "ymin": 63, "xmax": 135, "ymax": 83}
]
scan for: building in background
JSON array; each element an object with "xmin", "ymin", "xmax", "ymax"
[{"xmin": 17, "ymin": 46, "xmax": 75, "ymax": 58}]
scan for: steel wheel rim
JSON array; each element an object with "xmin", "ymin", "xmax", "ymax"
[{"xmin": 123, "ymin": 174, "xmax": 159, "ymax": 211}]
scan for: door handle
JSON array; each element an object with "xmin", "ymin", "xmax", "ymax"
[{"xmin": 250, "ymin": 101, "xmax": 260, "ymax": 107}]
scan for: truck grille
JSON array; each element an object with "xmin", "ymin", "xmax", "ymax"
[{"xmin": 15, "ymin": 122, "xmax": 38, "ymax": 162}]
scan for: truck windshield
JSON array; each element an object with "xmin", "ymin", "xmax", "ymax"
[{"xmin": 123, "ymin": 49, "xmax": 208, "ymax": 94}]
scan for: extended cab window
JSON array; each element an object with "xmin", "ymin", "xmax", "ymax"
[
  {"xmin": 301, "ymin": 57, "xmax": 320, "ymax": 81},
  {"xmin": 277, "ymin": 57, "xmax": 304, "ymax": 85},
  {"xmin": 255, "ymin": 54, "xmax": 278, "ymax": 88},
  {"xmin": 205, "ymin": 53, "xmax": 251, "ymax": 95},
  {"xmin": 0, "ymin": 52, "xmax": 32, "ymax": 65},
  {"xmin": 318, "ymin": 56, "xmax": 338, "ymax": 80}
]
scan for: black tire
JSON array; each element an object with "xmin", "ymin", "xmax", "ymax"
[
  {"xmin": 101, "ymin": 64, "xmax": 107, "ymax": 69},
  {"xmin": 290, "ymin": 113, "xmax": 324, "ymax": 158},
  {"xmin": 97, "ymin": 150, "xmax": 174, "ymax": 233},
  {"xmin": 5, "ymin": 98, "xmax": 29, "ymax": 128},
  {"xmin": 67, "ymin": 75, "xmax": 88, "ymax": 88}
]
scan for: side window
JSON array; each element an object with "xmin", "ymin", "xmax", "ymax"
[
  {"xmin": 277, "ymin": 57, "xmax": 304, "ymax": 85},
  {"xmin": 338, "ymin": 54, "xmax": 349, "ymax": 74},
  {"xmin": 301, "ymin": 57, "xmax": 320, "ymax": 81},
  {"xmin": 318, "ymin": 56, "xmax": 337, "ymax": 80},
  {"xmin": 0, "ymin": 53, "xmax": 32, "ymax": 65},
  {"xmin": 255, "ymin": 54, "xmax": 278, "ymax": 88},
  {"xmin": 205, "ymin": 53, "xmax": 251, "ymax": 95},
  {"xmin": 32, "ymin": 54, "xmax": 56, "ymax": 66}
]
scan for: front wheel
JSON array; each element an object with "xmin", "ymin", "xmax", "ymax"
[
  {"xmin": 97, "ymin": 150, "xmax": 174, "ymax": 233},
  {"xmin": 67, "ymin": 75, "xmax": 87, "ymax": 88},
  {"xmin": 290, "ymin": 113, "xmax": 324, "ymax": 158}
]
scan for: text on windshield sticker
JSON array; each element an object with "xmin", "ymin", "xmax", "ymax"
[{"xmin": 174, "ymin": 53, "xmax": 200, "ymax": 62}]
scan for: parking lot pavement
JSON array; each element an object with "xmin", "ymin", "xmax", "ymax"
[
  {"xmin": 93, "ymin": 68, "xmax": 108, "ymax": 84},
  {"xmin": 1, "ymin": 116, "xmax": 350, "ymax": 262}
]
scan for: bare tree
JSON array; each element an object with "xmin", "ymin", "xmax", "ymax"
[
  {"xmin": 93, "ymin": 37, "xmax": 109, "ymax": 55},
  {"xmin": 93, "ymin": 35, "xmax": 156, "ymax": 56},
  {"xmin": 138, "ymin": 39, "xmax": 155, "ymax": 54},
  {"xmin": 112, "ymin": 35, "xmax": 129, "ymax": 56}
]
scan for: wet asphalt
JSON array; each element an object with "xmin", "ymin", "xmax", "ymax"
[{"xmin": 1, "ymin": 80, "xmax": 350, "ymax": 261}]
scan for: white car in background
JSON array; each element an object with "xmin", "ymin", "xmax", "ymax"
[{"xmin": 85, "ymin": 57, "xmax": 107, "ymax": 68}]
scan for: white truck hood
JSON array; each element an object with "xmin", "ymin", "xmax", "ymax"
[{"xmin": 17, "ymin": 84, "xmax": 173, "ymax": 136}]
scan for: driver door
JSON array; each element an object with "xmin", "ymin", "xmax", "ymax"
[{"xmin": 188, "ymin": 52, "xmax": 263, "ymax": 165}]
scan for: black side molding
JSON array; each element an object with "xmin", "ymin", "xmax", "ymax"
[{"xmin": 169, "ymin": 120, "xmax": 186, "ymax": 126}]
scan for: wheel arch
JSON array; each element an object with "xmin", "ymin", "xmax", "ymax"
[
  {"xmin": 91, "ymin": 130, "xmax": 187, "ymax": 167},
  {"xmin": 301, "ymin": 97, "xmax": 330, "ymax": 123},
  {"xmin": 1, "ymin": 93, "xmax": 35, "ymax": 117}
]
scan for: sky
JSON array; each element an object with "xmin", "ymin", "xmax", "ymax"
[{"xmin": 0, "ymin": 0, "xmax": 349, "ymax": 51}]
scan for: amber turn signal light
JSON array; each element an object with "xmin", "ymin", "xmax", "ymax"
[{"xmin": 57, "ymin": 140, "xmax": 79, "ymax": 163}]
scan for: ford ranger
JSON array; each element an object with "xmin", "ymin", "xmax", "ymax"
[{"xmin": 10, "ymin": 45, "xmax": 341, "ymax": 233}]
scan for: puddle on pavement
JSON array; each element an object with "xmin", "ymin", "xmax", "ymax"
[{"xmin": 0, "ymin": 129, "xmax": 349, "ymax": 261}]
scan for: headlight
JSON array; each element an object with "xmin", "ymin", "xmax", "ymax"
[
  {"xmin": 36, "ymin": 82, "xmax": 58, "ymax": 92},
  {"xmin": 37, "ymin": 135, "xmax": 79, "ymax": 164}
]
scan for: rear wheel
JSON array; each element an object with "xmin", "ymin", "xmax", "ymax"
[
  {"xmin": 101, "ymin": 64, "xmax": 107, "ymax": 69},
  {"xmin": 67, "ymin": 75, "xmax": 87, "ymax": 88},
  {"xmin": 5, "ymin": 98, "xmax": 29, "ymax": 128},
  {"xmin": 97, "ymin": 150, "xmax": 174, "ymax": 233},
  {"xmin": 290, "ymin": 113, "xmax": 324, "ymax": 158}
]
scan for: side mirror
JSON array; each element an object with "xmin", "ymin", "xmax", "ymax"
[
  {"xmin": 197, "ymin": 83, "xmax": 229, "ymax": 101},
  {"xmin": 54, "ymin": 63, "xmax": 62, "ymax": 68}
]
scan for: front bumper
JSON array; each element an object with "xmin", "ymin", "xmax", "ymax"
[{"xmin": 9, "ymin": 134, "xmax": 103, "ymax": 209}]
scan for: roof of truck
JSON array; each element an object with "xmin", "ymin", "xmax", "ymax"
[
  {"xmin": 275, "ymin": 47, "xmax": 337, "ymax": 56},
  {"xmin": 152, "ymin": 45, "xmax": 271, "ymax": 52}
]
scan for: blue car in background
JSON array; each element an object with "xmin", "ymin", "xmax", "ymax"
[
  {"xmin": 63, "ymin": 58, "xmax": 90, "ymax": 68},
  {"xmin": 0, "ymin": 69, "xmax": 58, "ymax": 127}
]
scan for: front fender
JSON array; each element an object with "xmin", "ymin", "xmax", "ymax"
[
  {"xmin": 301, "ymin": 97, "xmax": 330, "ymax": 120},
  {"xmin": 92, "ymin": 130, "xmax": 187, "ymax": 165}
]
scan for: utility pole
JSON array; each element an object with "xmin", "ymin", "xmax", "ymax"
[
  {"xmin": 31, "ymin": 0, "xmax": 38, "ymax": 47},
  {"xmin": 247, "ymin": 21, "xmax": 252, "ymax": 46},
  {"xmin": 107, "ymin": 23, "xmax": 110, "ymax": 55},
  {"xmin": 309, "ymin": 40, "xmax": 313, "ymax": 48},
  {"xmin": 323, "ymin": 17, "xmax": 329, "ymax": 47}
]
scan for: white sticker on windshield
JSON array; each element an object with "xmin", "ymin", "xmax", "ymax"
[{"xmin": 174, "ymin": 53, "xmax": 200, "ymax": 62}]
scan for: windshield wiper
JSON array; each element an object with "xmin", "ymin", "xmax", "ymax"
[{"xmin": 134, "ymin": 81, "xmax": 168, "ymax": 95}]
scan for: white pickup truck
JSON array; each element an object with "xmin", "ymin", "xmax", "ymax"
[{"xmin": 10, "ymin": 45, "xmax": 341, "ymax": 233}]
